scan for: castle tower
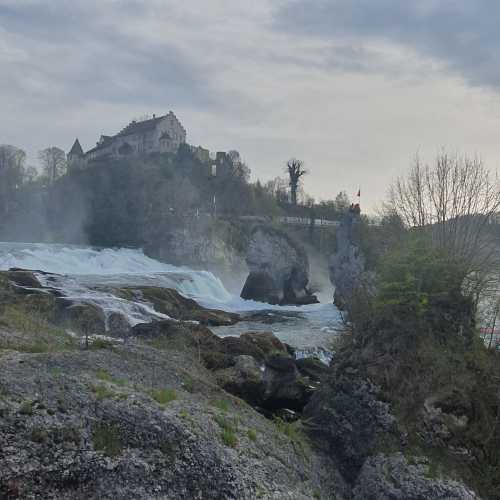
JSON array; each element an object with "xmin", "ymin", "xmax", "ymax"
[{"xmin": 67, "ymin": 138, "xmax": 85, "ymax": 171}]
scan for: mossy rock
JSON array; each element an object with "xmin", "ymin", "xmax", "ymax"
[
  {"xmin": 62, "ymin": 304, "xmax": 106, "ymax": 335},
  {"xmin": 5, "ymin": 270, "xmax": 42, "ymax": 288}
]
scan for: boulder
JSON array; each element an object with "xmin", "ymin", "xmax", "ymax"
[
  {"xmin": 6, "ymin": 270, "xmax": 42, "ymax": 288},
  {"xmin": 219, "ymin": 336, "xmax": 267, "ymax": 362},
  {"xmin": 60, "ymin": 303, "xmax": 106, "ymax": 336},
  {"xmin": 295, "ymin": 357, "xmax": 329, "ymax": 382},
  {"xmin": 239, "ymin": 331, "xmax": 288, "ymax": 356},
  {"xmin": 216, "ymin": 352, "xmax": 316, "ymax": 412},
  {"xmin": 304, "ymin": 365, "xmax": 397, "ymax": 481},
  {"xmin": 107, "ymin": 312, "xmax": 131, "ymax": 338},
  {"xmin": 353, "ymin": 453, "xmax": 479, "ymax": 500},
  {"xmin": 132, "ymin": 320, "xmax": 222, "ymax": 353},
  {"xmin": 240, "ymin": 225, "xmax": 318, "ymax": 305},
  {"xmin": 262, "ymin": 353, "xmax": 313, "ymax": 411},
  {"xmin": 216, "ymin": 355, "xmax": 266, "ymax": 406}
]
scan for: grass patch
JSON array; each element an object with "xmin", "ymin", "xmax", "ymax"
[
  {"xmin": 215, "ymin": 415, "xmax": 238, "ymax": 448},
  {"xmin": 92, "ymin": 424, "xmax": 123, "ymax": 457},
  {"xmin": 95, "ymin": 369, "xmax": 113, "ymax": 382},
  {"xmin": 212, "ymin": 399, "xmax": 230, "ymax": 413},
  {"xmin": 222, "ymin": 428, "xmax": 238, "ymax": 448},
  {"xmin": 273, "ymin": 417, "xmax": 308, "ymax": 453},
  {"xmin": 90, "ymin": 384, "xmax": 116, "ymax": 400},
  {"xmin": 150, "ymin": 388, "xmax": 177, "ymax": 406},
  {"xmin": 183, "ymin": 376, "xmax": 195, "ymax": 393},
  {"xmin": 89, "ymin": 338, "xmax": 113, "ymax": 350},
  {"xmin": 247, "ymin": 428, "xmax": 257, "ymax": 442},
  {"xmin": 49, "ymin": 367, "xmax": 62, "ymax": 377},
  {"xmin": 0, "ymin": 304, "xmax": 76, "ymax": 353},
  {"xmin": 95, "ymin": 369, "xmax": 126, "ymax": 386}
]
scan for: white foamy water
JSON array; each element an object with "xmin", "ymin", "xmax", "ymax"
[{"xmin": 0, "ymin": 242, "xmax": 341, "ymax": 350}]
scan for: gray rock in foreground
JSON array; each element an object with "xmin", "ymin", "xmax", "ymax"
[
  {"xmin": 0, "ymin": 343, "xmax": 340, "ymax": 499},
  {"xmin": 353, "ymin": 453, "xmax": 479, "ymax": 500}
]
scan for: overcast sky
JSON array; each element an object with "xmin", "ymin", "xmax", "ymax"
[{"xmin": 2, "ymin": 0, "xmax": 500, "ymax": 211}]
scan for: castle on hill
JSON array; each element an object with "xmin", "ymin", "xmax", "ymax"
[{"xmin": 68, "ymin": 112, "xmax": 210, "ymax": 168}]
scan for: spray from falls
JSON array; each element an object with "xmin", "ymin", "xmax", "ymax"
[{"xmin": 0, "ymin": 242, "xmax": 341, "ymax": 350}]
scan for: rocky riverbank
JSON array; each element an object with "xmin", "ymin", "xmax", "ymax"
[{"xmin": 0, "ymin": 269, "xmax": 345, "ymax": 499}]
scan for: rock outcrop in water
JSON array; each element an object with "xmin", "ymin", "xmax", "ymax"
[
  {"xmin": 241, "ymin": 226, "xmax": 318, "ymax": 306},
  {"xmin": 329, "ymin": 208, "xmax": 368, "ymax": 309}
]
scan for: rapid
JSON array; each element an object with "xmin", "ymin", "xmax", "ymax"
[{"xmin": 0, "ymin": 242, "xmax": 341, "ymax": 355}]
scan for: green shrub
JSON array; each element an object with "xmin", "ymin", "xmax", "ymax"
[{"xmin": 150, "ymin": 388, "xmax": 177, "ymax": 406}]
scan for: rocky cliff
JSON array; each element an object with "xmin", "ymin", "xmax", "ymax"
[
  {"xmin": 329, "ymin": 209, "xmax": 368, "ymax": 309},
  {"xmin": 240, "ymin": 226, "xmax": 318, "ymax": 306}
]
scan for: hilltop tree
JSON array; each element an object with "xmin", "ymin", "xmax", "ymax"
[
  {"xmin": 286, "ymin": 158, "xmax": 307, "ymax": 205},
  {"xmin": 38, "ymin": 147, "xmax": 67, "ymax": 184},
  {"xmin": 0, "ymin": 144, "xmax": 26, "ymax": 211},
  {"xmin": 389, "ymin": 152, "xmax": 500, "ymax": 299}
]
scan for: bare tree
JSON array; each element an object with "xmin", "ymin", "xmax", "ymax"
[
  {"xmin": 0, "ymin": 145, "xmax": 26, "ymax": 215},
  {"xmin": 286, "ymin": 158, "xmax": 307, "ymax": 205},
  {"xmin": 389, "ymin": 152, "xmax": 500, "ymax": 296},
  {"xmin": 38, "ymin": 147, "xmax": 67, "ymax": 184}
]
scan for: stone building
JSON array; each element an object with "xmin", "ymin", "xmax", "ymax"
[{"xmin": 68, "ymin": 111, "xmax": 187, "ymax": 167}]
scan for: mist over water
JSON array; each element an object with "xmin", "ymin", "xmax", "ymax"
[{"xmin": 0, "ymin": 242, "xmax": 341, "ymax": 351}]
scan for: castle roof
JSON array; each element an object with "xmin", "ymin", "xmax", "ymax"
[
  {"xmin": 69, "ymin": 138, "xmax": 84, "ymax": 157},
  {"xmin": 117, "ymin": 115, "xmax": 166, "ymax": 137}
]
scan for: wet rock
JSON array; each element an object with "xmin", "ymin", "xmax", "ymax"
[
  {"xmin": 220, "ymin": 336, "xmax": 267, "ymax": 362},
  {"xmin": 216, "ymin": 352, "xmax": 315, "ymax": 412},
  {"xmin": 240, "ymin": 225, "xmax": 318, "ymax": 305},
  {"xmin": 262, "ymin": 354, "xmax": 313, "ymax": 411},
  {"xmin": 62, "ymin": 303, "xmax": 106, "ymax": 335},
  {"xmin": 5, "ymin": 270, "xmax": 42, "ymax": 288},
  {"xmin": 353, "ymin": 453, "xmax": 479, "ymax": 500},
  {"xmin": 295, "ymin": 357, "xmax": 329, "ymax": 382},
  {"xmin": 239, "ymin": 331, "xmax": 288, "ymax": 356},
  {"xmin": 116, "ymin": 286, "xmax": 240, "ymax": 326},
  {"xmin": 107, "ymin": 312, "xmax": 131, "ymax": 338},
  {"xmin": 132, "ymin": 320, "xmax": 222, "ymax": 353},
  {"xmin": 216, "ymin": 355, "xmax": 266, "ymax": 406}
]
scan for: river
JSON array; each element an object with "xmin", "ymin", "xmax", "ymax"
[{"xmin": 0, "ymin": 242, "xmax": 341, "ymax": 358}]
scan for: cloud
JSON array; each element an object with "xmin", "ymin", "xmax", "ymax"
[
  {"xmin": 276, "ymin": 0, "xmax": 500, "ymax": 90},
  {"xmin": 1, "ymin": 0, "xmax": 500, "ymax": 212}
]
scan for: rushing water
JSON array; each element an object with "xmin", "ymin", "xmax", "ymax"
[{"xmin": 0, "ymin": 242, "xmax": 341, "ymax": 352}]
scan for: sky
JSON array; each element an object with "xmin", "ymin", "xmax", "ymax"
[{"xmin": 2, "ymin": 0, "xmax": 500, "ymax": 212}]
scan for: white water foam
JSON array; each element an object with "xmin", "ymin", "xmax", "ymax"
[{"xmin": 0, "ymin": 242, "xmax": 341, "ymax": 350}]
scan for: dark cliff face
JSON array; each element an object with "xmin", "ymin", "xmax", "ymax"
[
  {"xmin": 240, "ymin": 225, "xmax": 318, "ymax": 306},
  {"xmin": 329, "ymin": 210, "xmax": 367, "ymax": 309}
]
